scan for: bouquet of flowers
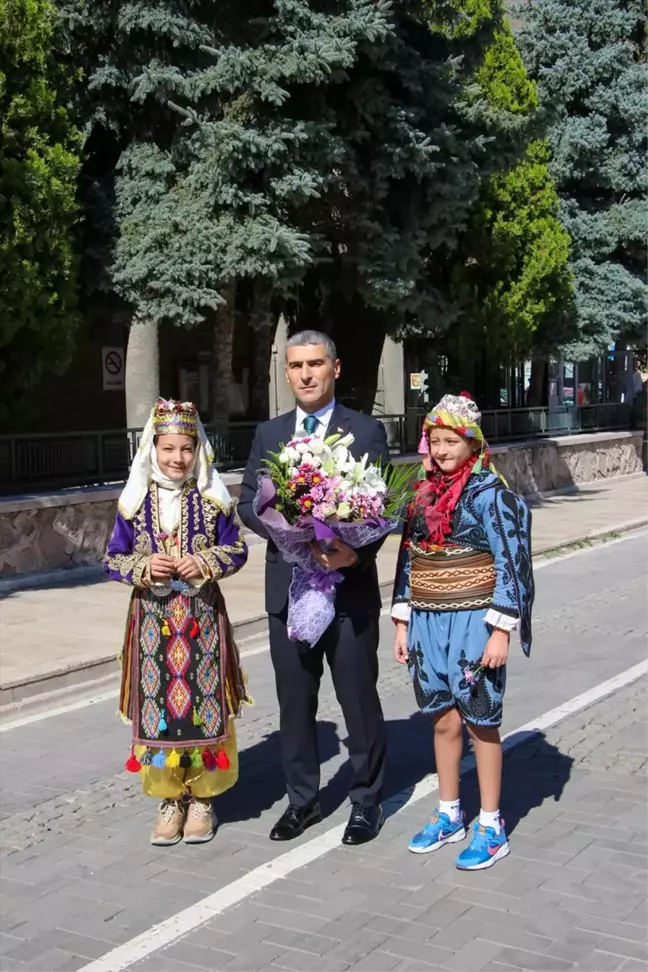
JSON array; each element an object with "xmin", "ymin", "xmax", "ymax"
[{"xmin": 253, "ymin": 430, "xmax": 415, "ymax": 646}]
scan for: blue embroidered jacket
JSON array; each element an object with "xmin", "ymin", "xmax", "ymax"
[{"xmin": 393, "ymin": 471, "xmax": 535, "ymax": 655}]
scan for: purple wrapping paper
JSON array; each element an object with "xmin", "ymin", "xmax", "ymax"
[{"xmin": 253, "ymin": 476, "xmax": 395, "ymax": 647}]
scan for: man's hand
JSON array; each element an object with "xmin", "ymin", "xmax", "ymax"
[
  {"xmin": 393, "ymin": 621, "xmax": 409, "ymax": 665},
  {"xmin": 309, "ymin": 538, "xmax": 359, "ymax": 571},
  {"xmin": 176, "ymin": 555, "xmax": 202, "ymax": 580},
  {"xmin": 150, "ymin": 554, "xmax": 176, "ymax": 581},
  {"xmin": 481, "ymin": 628, "xmax": 510, "ymax": 669}
]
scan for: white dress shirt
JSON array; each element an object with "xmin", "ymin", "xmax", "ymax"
[{"xmin": 294, "ymin": 398, "xmax": 336, "ymax": 439}]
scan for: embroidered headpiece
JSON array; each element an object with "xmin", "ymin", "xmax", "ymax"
[
  {"xmin": 153, "ymin": 399, "xmax": 198, "ymax": 438},
  {"xmin": 423, "ymin": 391, "xmax": 484, "ymax": 447}
]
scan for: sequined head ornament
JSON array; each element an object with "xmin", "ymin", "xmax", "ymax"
[{"xmin": 152, "ymin": 399, "xmax": 198, "ymax": 438}]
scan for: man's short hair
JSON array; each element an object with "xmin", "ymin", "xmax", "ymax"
[{"xmin": 286, "ymin": 330, "xmax": 337, "ymax": 361}]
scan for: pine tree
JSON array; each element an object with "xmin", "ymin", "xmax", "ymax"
[
  {"xmin": 288, "ymin": 0, "xmax": 527, "ymax": 408},
  {"xmin": 61, "ymin": 0, "xmax": 395, "ymax": 425},
  {"xmin": 0, "ymin": 0, "xmax": 81, "ymax": 422},
  {"xmin": 517, "ymin": 0, "xmax": 648, "ymax": 358}
]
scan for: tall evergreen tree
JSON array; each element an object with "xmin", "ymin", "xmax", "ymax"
[
  {"xmin": 288, "ymin": 0, "xmax": 529, "ymax": 408},
  {"xmin": 0, "ymin": 0, "xmax": 81, "ymax": 423},
  {"xmin": 439, "ymin": 22, "xmax": 575, "ymax": 403},
  {"xmin": 517, "ymin": 0, "xmax": 647, "ymax": 358},
  {"xmin": 60, "ymin": 0, "xmax": 394, "ymax": 425}
]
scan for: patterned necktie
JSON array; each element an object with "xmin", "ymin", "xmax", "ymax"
[{"xmin": 302, "ymin": 415, "xmax": 319, "ymax": 435}]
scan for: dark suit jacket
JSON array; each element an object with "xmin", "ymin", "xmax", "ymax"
[{"xmin": 238, "ymin": 403, "xmax": 391, "ymax": 618}]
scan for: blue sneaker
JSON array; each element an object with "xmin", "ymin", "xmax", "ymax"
[
  {"xmin": 455, "ymin": 819, "xmax": 510, "ymax": 870},
  {"xmin": 408, "ymin": 810, "xmax": 466, "ymax": 855}
]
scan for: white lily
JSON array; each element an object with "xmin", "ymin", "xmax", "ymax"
[
  {"xmin": 309, "ymin": 438, "xmax": 325, "ymax": 455},
  {"xmin": 363, "ymin": 463, "xmax": 388, "ymax": 494}
]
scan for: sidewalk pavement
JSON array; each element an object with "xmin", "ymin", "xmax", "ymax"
[{"xmin": 0, "ymin": 475, "xmax": 646, "ymax": 697}]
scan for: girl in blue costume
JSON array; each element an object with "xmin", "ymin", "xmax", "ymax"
[{"xmin": 392, "ymin": 393, "xmax": 534, "ymax": 870}]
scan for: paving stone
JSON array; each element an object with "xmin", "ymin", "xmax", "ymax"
[
  {"xmin": 348, "ymin": 950, "xmax": 403, "ymax": 971},
  {"xmin": 364, "ymin": 914, "xmax": 433, "ymax": 944},
  {"xmin": 593, "ymin": 937, "xmax": 648, "ymax": 962},
  {"xmin": 572, "ymin": 950, "xmax": 628, "ymax": 971},
  {"xmin": 268, "ymin": 949, "xmax": 351, "ymax": 972},
  {"xmin": 261, "ymin": 927, "xmax": 339, "ymax": 956},
  {"xmin": 494, "ymin": 946, "xmax": 575, "ymax": 971},
  {"xmin": 545, "ymin": 928, "xmax": 604, "ymax": 963},
  {"xmin": 573, "ymin": 915, "xmax": 647, "ymax": 944},
  {"xmin": 443, "ymin": 940, "xmax": 505, "ymax": 971},
  {"xmin": 222, "ymin": 941, "xmax": 291, "ymax": 971},
  {"xmin": 380, "ymin": 935, "xmax": 454, "ymax": 966},
  {"xmin": 416, "ymin": 895, "xmax": 472, "ymax": 930},
  {"xmin": 324, "ymin": 931, "xmax": 392, "ymax": 967}
]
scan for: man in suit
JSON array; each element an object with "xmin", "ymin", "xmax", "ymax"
[{"xmin": 238, "ymin": 330, "xmax": 390, "ymax": 845}]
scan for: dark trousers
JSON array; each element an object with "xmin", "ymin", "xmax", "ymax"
[{"xmin": 268, "ymin": 609, "xmax": 386, "ymax": 810}]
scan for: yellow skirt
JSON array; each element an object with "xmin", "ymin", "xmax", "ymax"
[{"xmin": 134, "ymin": 718, "xmax": 239, "ymax": 800}]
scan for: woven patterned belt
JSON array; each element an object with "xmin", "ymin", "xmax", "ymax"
[{"xmin": 409, "ymin": 544, "xmax": 496, "ymax": 612}]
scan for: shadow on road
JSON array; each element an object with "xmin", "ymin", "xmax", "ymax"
[{"xmin": 216, "ymin": 712, "xmax": 574, "ymax": 839}]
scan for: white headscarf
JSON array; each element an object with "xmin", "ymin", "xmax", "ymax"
[{"xmin": 118, "ymin": 407, "xmax": 234, "ymax": 524}]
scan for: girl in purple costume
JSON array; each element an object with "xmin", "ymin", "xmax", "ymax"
[{"xmin": 105, "ymin": 399, "xmax": 250, "ymax": 846}]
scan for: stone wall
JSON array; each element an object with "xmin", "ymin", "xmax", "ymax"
[
  {"xmin": 491, "ymin": 430, "xmax": 644, "ymax": 496},
  {"xmin": 0, "ymin": 430, "xmax": 643, "ymax": 583}
]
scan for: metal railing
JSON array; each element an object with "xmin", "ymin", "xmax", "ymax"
[
  {"xmin": 405, "ymin": 402, "xmax": 631, "ymax": 450},
  {"xmin": 0, "ymin": 422, "xmax": 260, "ymax": 495},
  {"xmin": 0, "ymin": 403, "xmax": 631, "ymax": 495}
]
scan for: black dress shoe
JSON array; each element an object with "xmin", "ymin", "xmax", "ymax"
[
  {"xmin": 269, "ymin": 802, "xmax": 323, "ymax": 841},
  {"xmin": 342, "ymin": 803, "xmax": 384, "ymax": 846}
]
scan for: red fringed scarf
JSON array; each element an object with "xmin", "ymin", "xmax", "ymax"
[{"xmin": 410, "ymin": 455, "xmax": 479, "ymax": 547}]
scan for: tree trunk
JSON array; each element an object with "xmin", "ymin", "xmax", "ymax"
[
  {"xmin": 330, "ymin": 297, "xmax": 387, "ymax": 413},
  {"xmin": 528, "ymin": 357, "xmax": 548, "ymax": 407},
  {"xmin": 248, "ymin": 282, "xmax": 275, "ymax": 421},
  {"xmin": 209, "ymin": 278, "xmax": 236, "ymax": 440},
  {"xmin": 125, "ymin": 313, "xmax": 159, "ymax": 428}
]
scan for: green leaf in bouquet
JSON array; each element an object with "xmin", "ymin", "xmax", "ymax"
[{"xmin": 378, "ymin": 460, "xmax": 419, "ymax": 520}]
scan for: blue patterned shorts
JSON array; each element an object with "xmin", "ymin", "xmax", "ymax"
[{"xmin": 407, "ymin": 609, "xmax": 506, "ymax": 728}]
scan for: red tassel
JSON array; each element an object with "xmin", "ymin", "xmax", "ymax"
[
  {"xmin": 125, "ymin": 748, "xmax": 141, "ymax": 773},
  {"xmin": 202, "ymin": 748, "xmax": 217, "ymax": 771},
  {"xmin": 190, "ymin": 619, "xmax": 200, "ymax": 639},
  {"xmin": 459, "ymin": 390, "xmax": 474, "ymax": 400},
  {"xmin": 216, "ymin": 750, "xmax": 230, "ymax": 771}
]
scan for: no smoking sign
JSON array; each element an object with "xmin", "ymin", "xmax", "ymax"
[{"xmin": 102, "ymin": 347, "xmax": 125, "ymax": 390}]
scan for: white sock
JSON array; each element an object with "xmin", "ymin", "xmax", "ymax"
[
  {"xmin": 438, "ymin": 799, "xmax": 461, "ymax": 823},
  {"xmin": 479, "ymin": 809, "xmax": 501, "ymax": 834}
]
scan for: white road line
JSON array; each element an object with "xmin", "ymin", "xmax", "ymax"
[
  {"xmin": 79, "ymin": 658, "xmax": 648, "ymax": 972},
  {"xmin": 0, "ymin": 527, "xmax": 644, "ymax": 734}
]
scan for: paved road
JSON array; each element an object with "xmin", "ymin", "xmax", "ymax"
[{"xmin": 0, "ymin": 533, "xmax": 646, "ymax": 971}]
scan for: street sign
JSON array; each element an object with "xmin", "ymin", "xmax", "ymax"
[{"xmin": 102, "ymin": 347, "xmax": 125, "ymax": 391}]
